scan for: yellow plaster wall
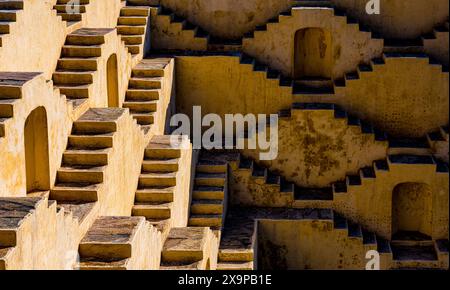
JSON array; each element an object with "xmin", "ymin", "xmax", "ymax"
[
  {"xmin": 242, "ymin": 109, "xmax": 388, "ymax": 187},
  {"xmin": 257, "ymin": 220, "xmax": 371, "ymax": 270},
  {"xmin": 334, "ymin": 163, "xmax": 449, "ymax": 240},
  {"xmin": 328, "ymin": 57, "xmax": 449, "ymax": 138},
  {"xmin": 0, "ymin": 75, "xmax": 78, "ymax": 197},
  {"xmin": 159, "ymin": 0, "xmax": 292, "ymax": 40},
  {"xmin": 243, "ymin": 8, "xmax": 384, "ymax": 79},
  {"xmin": 175, "ymin": 56, "xmax": 292, "ymax": 119},
  {"xmin": 333, "ymin": 0, "xmax": 449, "ymax": 39},
  {"xmin": 160, "ymin": 0, "xmax": 448, "ymax": 40}
]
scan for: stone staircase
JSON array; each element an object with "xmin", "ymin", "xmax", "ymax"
[
  {"xmin": 160, "ymin": 227, "xmax": 216, "ymax": 270},
  {"xmin": 150, "ymin": 5, "xmax": 209, "ymax": 51},
  {"xmin": 123, "ymin": 58, "xmax": 170, "ymax": 133},
  {"xmin": 219, "ymin": 206, "xmax": 448, "ymax": 269},
  {"xmin": 53, "ymin": 28, "xmax": 114, "ymax": 109},
  {"xmin": 333, "ymin": 53, "xmax": 449, "ymax": 92},
  {"xmin": 188, "ymin": 151, "xmax": 229, "ymax": 233},
  {"xmin": 0, "ymin": 0, "xmax": 23, "ymax": 48},
  {"xmin": 117, "ymin": 1, "xmax": 152, "ymax": 57},
  {"xmin": 131, "ymin": 135, "xmax": 184, "ymax": 239},
  {"xmin": 50, "ymin": 108, "xmax": 127, "ymax": 228},
  {"xmin": 0, "ymin": 72, "xmax": 40, "ymax": 138},
  {"xmin": 54, "ymin": 0, "xmax": 90, "ymax": 26},
  {"xmin": 78, "ymin": 216, "xmax": 161, "ymax": 270}
]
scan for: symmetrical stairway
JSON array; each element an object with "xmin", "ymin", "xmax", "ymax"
[
  {"xmin": 53, "ymin": 0, "xmax": 90, "ymax": 26},
  {"xmin": 123, "ymin": 58, "xmax": 170, "ymax": 133},
  {"xmin": 0, "ymin": 0, "xmax": 23, "ymax": 47},
  {"xmin": 50, "ymin": 108, "xmax": 126, "ymax": 225},
  {"xmin": 53, "ymin": 28, "xmax": 114, "ymax": 109},
  {"xmin": 117, "ymin": 1, "xmax": 151, "ymax": 57},
  {"xmin": 131, "ymin": 135, "xmax": 183, "ymax": 238}
]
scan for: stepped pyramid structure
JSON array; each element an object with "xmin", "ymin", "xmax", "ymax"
[{"xmin": 0, "ymin": 0, "xmax": 448, "ymax": 270}]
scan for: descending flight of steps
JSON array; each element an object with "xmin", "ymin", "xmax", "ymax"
[
  {"xmin": 53, "ymin": 28, "xmax": 114, "ymax": 109},
  {"xmin": 54, "ymin": 0, "xmax": 90, "ymax": 26},
  {"xmin": 117, "ymin": 1, "xmax": 151, "ymax": 57},
  {"xmin": 188, "ymin": 151, "xmax": 229, "ymax": 233},
  {"xmin": 123, "ymin": 58, "xmax": 170, "ymax": 133},
  {"xmin": 160, "ymin": 227, "xmax": 214, "ymax": 270},
  {"xmin": 131, "ymin": 135, "xmax": 183, "ymax": 239},
  {"xmin": 150, "ymin": 5, "xmax": 209, "ymax": 51},
  {"xmin": 0, "ymin": 0, "xmax": 23, "ymax": 47},
  {"xmin": 50, "ymin": 108, "xmax": 126, "ymax": 227},
  {"xmin": 78, "ymin": 216, "xmax": 161, "ymax": 270},
  {"xmin": 0, "ymin": 72, "xmax": 40, "ymax": 138}
]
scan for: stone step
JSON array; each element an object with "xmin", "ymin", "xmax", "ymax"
[
  {"xmin": 130, "ymin": 112, "xmax": 155, "ymax": 125},
  {"xmin": 196, "ymin": 161, "xmax": 227, "ymax": 173},
  {"xmin": 218, "ymin": 249, "xmax": 254, "ymax": 263},
  {"xmin": 132, "ymin": 203, "xmax": 172, "ymax": 219},
  {"xmin": 142, "ymin": 158, "xmax": 179, "ymax": 173},
  {"xmin": 191, "ymin": 199, "xmax": 224, "ymax": 215},
  {"xmin": 57, "ymin": 58, "xmax": 98, "ymax": 71},
  {"xmin": 117, "ymin": 25, "xmax": 145, "ymax": 35},
  {"xmin": 53, "ymin": 71, "xmax": 94, "ymax": 85},
  {"xmin": 57, "ymin": 166, "xmax": 106, "ymax": 184},
  {"xmin": 71, "ymin": 108, "xmax": 124, "ymax": 135},
  {"xmin": 125, "ymin": 89, "xmax": 160, "ymax": 101},
  {"xmin": 128, "ymin": 77, "xmax": 162, "ymax": 89},
  {"xmin": 50, "ymin": 183, "xmax": 100, "ymax": 202},
  {"xmin": 123, "ymin": 100, "xmax": 157, "ymax": 112},
  {"xmin": 217, "ymin": 261, "xmax": 253, "ymax": 270},
  {"xmin": 118, "ymin": 16, "xmax": 147, "ymax": 26},
  {"xmin": 195, "ymin": 173, "xmax": 226, "ymax": 187},
  {"xmin": 189, "ymin": 214, "xmax": 222, "ymax": 228},
  {"xmin": 0, "ymin": 197, "xmax": 43, "ymax": 248},
  {"xmin": 68, "ymin": 133, "xmax": 114, "ymax": 149},
  {"xmin": 79, "ymin": 216, "xmax": 146, "ymax": 262},
  {"xmin": 135, "ymin": 187, "xmax": 174, "ymax": 203},
  {"xmin": 138, "ymin": 172, "xmax": 177, "ymax": 187},
  {"xmin": 161, "ymin": 227, "xmax": 208, "ymax": 264},
  {"xmin": 62, "ymin": 148, "xmax": 110, "ymax": 166},
  {"xmin": 120, "ymin": 7, "xmax": 150, "ymax": 17},
  {"xmin": 192, "ymin": 186, "xmax": 225, "ymax": 200},
  {"xmin": 62, "ymin": 45, "xmax": 102, "ymax": 57}
]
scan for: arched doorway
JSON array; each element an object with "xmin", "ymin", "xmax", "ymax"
[
  {"xmin": 107, "ymin": 54, "xmax": 119, "ymax": 107},
  {"xmin": 293, "ymin": 28, "xmax": 333, "ymax": 80},
  {"xmin": 392, "ymin": 182, "xmax": 433, "ymax": 239},
  {"xmin": 24, "ymin": 107, "xmax": 50, "ymax": 194}
]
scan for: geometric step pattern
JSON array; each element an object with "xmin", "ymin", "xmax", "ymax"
[
  {"xmin": 123, "ymin": 58, "xmax": 171, "ymax": 133},
  {"xmin": 53, "ymin": 0, "xmax": 90, "ymax": 26},
  {"xmin": 50, "ymin": 108, "xmax": 126, "ymax": 224},
  {"xmin": 150, "ymin": 4, "xmax": 209, "ymax": 51},
  {"xmin": 188, "ymin": 150, "xmax": 229, "ymax": 232},
  {"xmin": 117, "ymin": 1, "xmax": 151, "ymax": 56},
  {"xmin": 0, "ymin": 72, "xmax": 40, "ymax": 138},
  {"xmin": 0, "ymin": 0, "xmax": 23, "ymax": 47},
  {"xmin": 131, "ymin": 135, "xmax": 184, "ymax": 238},
  {"xmin": 53, "ymin": 28, "xmax": 114, "ymax": 109}
]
